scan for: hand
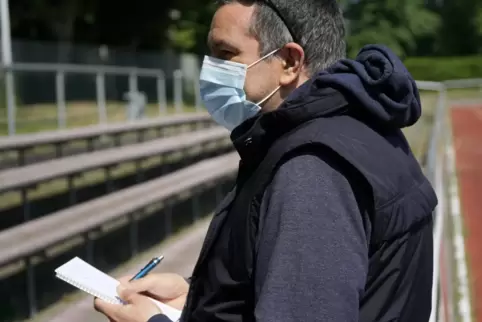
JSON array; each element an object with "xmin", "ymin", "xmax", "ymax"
[
  {"xmin": 94, "ymin": 284, "xmax": 161, "ymax": 322},
  {"xmin": 119, "ymin": 273, "xmax": 189, "ymax": 310}
]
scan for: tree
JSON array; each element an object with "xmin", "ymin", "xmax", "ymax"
[
  {"xmin": 477, "ymin": 7, "xmax": 482, "ymax": 52},
  {"xmin": 9, "ymin": 0, "xmax": 190, "ymax": 51},
  {"xmin": 8, "ymin": 0, "xmax": 481, "ymax": 57},
  {"xmin": 436, "ymin": 0, "xmax": 480, "ymax": 55},
  {"xmin": 164, "ymin": 0, "xmax": 217, "ymax": 54},
  {"xmin": 10, "ymin": 0, "xmax": 84, "ymax": 43},
  {"xmin": 344, "ymin": 0, "xmax": 440, "ymax": 58}
]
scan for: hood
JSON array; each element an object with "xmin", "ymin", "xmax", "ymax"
[
  {"xmin": 280, "ymin": 44, "xmax": 421, "ymax": 128},
  {"xmin": 231, "ymin": 44, "xmax": 422, "ymax": 161},
  {"xmin": 321, "ymin": 44, "xmax": 421, "ymax": 128}
]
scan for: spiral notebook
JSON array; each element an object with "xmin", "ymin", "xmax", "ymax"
[{"xmin": 55, "ymin": 257, "xmax": 182, "ymax": 322}]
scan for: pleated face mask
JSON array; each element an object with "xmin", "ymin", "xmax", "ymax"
[{"xmin": 199, "ymin": 49, "xmax": 280, "ymax": 131}]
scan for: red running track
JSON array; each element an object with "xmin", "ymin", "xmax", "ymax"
[{"xmin": 451, "ymin": 105, "xmax": 482, "ymax": 322}]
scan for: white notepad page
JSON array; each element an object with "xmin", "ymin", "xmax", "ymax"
[{"xmin": 55, "ymin": 257, "xmax": 182, "ymax": 322}]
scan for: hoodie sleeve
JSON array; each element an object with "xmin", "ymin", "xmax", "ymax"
[
  {"xmin": 254, "ymin": 152, "xmax": 370, "ymax": 322},
  {"xmin": 147, "ymin": 314, "xmax": 171, "ymax": 322}
]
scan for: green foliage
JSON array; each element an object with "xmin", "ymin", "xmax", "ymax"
[
  {"xmin": 476, "ymin": 7, "xmax": 482, "ymax": 48},
  {"xmin": 404, "ymin": 56, "xmax": 482, "ymax": 81},
  {"xmin": 435, "ymin": 0, "xmax": 481, "ymax": 55},
  {"xmin": 345, "ymin": 0, "xmax": 440, "ymax": 58},
  {"xmin": 166, "ymin": 1, "xmax": 217, "ymax": 53},
  {"xmin": 7, "ymin": 0, "xmax": 482, "ymax": 57},
  {"xmin": 168, "ymin": 25, "xmax": 197, "ymax": 52}
]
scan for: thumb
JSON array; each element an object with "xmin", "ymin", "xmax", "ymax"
[
  {"xmin": 124, "ymin": 276, "xmax": 155, "ymax": 293},
  {"xmin": 117, "ymin": 284, "xmax": 147, "ymax": 305},
  {"xmin": 117, "ymin": 283, "xmax": 136, "ymax": 302}
]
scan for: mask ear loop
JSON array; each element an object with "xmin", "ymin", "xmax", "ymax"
[
  {"xmin": 247, "ymin": 48, "xmax": 281, "ymax": 69},
  {"xmin": 256, "ymin": 85, "xmax": 281, "ymax": 106},
  {"xmin": 247, "ymin": 47, "xmax": 282, "ymax": 106}
]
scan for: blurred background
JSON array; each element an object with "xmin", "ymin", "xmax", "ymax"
[
  {"xmin": 0, "ymin": 0, "xmax": 481, "ymax": 321},
  {"xmin": 1, "ymin": 0, "xmax": 482, "ymax": 134}
]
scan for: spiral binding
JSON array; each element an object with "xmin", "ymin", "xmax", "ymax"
[{"xmin": 56, "ymin": 273, "xmax": 121, "ymax": 304}]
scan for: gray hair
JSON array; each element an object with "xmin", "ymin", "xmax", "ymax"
[{"xmin": 216, "ymin": 0, "xmax": 346, "ymax": 75}]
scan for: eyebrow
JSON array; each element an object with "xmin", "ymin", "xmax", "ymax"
[{"xmin": 207, "ymin": 35, "xmax": 238, "ymax": 52}]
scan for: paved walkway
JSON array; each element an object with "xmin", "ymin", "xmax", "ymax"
[
  {"xmin": 451, "ymin": 104, "xmax": 482, "ymax": 322},
  {"xmin": 28, "ymin": 217, "xmax": 211, "ymax": 322}
]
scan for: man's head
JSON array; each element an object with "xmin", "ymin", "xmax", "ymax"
[{"xmin": 207, "ymin": 0, "xmax": 346, "ymax": 111}]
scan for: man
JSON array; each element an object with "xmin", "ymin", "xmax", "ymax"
[{"xmin": 95, "ymin": 0, "xmax": 438, "ymax": 321}]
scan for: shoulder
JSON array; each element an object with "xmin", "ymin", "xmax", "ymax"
[
  {"xmin": 256, "ymin": 149, "xmax": 371, "ymax": 251},
  {"xmin": 258, "ymin": 149, "xmax": 363, "ymax": 221},
  {"xmin": 259, "ymin": 148, "xmax": 372, "ymax": 228},
  {"xmin": 270, "ymin": 149, "xmax": 355, "ymax": 196}
]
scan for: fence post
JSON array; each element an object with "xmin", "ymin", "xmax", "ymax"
[
  {"xmin": 55, "ymin": 70, "xmax": 67, "ymax": 129},
  {"xmin": 157, "ymin": 71, "xmax": 167, "ymax": 115},
  {"xmin": 1, "ymin": 0, "xmax": 15, "ymax": 135},
  {"xmin": 129, "ymin": 69, "xmax": 138, "ymax": 93},
  {"xmin": 95, "ymin": 72, "xmax": 107, "ymax": 124},
  {"xmin": 173, "ymin": 69, "xmax": 183, "ymax": 113},
  {"xmin": 426, "ymin": 85, "xmax": 447, "ymax": 183},
  {"xmin": 127, "ymin": 69, "xmax": 142, "ymax": 120},
  {"xmin": 5, "ymin": 68, "xmax": 16, "ymax": 135}
]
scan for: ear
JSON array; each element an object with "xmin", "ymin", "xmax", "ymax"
[{"xmin": 278, "ymin": 43, "xmax": 305, "ymax": 86}]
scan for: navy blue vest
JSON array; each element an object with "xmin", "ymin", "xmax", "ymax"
[{"xmin": 181, "ymin": 94, "xmax": 437, "ymax": 322}]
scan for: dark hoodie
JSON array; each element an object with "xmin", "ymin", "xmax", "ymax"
[{"xmin": 149, "ymin": 45, "xmax": 437, "ymax": 322}]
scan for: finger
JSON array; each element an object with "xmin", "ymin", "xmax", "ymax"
[
  {"xmin": 124, "ymin": 275, "xmax": 157, "ymax": 293},
  {"xmin": 94, "ymin": 298, "xmax": 120, "ymax": 316},
  {"xmin": 93, "ymin": 297, "xmax": 104, "ymax": 312},
  {"xmin": 116, "ymin": 283, "xmax": 135, "ymax": 302},
  {"xmin": 126, "ymin": 293, "xmax": 152, "ymax": 305}
]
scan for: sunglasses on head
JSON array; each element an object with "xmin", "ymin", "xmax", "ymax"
[{"xmin": 260, "ymin": 0, "xmax": 297, "ymax": 42}]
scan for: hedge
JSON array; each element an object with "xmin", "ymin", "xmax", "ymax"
[{"xmin": 404, "ymin": 56, "xmax": 482, "ymax": 81}]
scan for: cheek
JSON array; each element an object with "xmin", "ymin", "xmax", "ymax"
[
  {"xmin": 244, "ymin": 65, "xmax": 278, "ymax": 102},
  {"xmin": 243, "ymin": 73, "xmax": 264, "ymax": 102}
]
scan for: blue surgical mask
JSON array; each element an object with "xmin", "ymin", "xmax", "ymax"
[{"xmin": 199, "ymin": 49, "xmax": 281, "ymax": 131}]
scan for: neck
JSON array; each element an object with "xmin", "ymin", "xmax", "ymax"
[{"xmin": 261, "ymin": 75, "xmax": 310, "ymax": 112}]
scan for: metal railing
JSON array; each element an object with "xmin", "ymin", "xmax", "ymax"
[
  {"xmin": 417, "ymin": 78, "xmax": 482, "ymax": 322},
  {"xmin": 0, "ymin": 62, "xmax": 202, "ymax": 135}
]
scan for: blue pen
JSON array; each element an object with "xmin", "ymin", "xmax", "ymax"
[{"xmin": 129, "ymin": 256, "xmax": 164, "ymax": 281}]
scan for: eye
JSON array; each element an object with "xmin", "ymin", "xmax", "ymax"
[{"xmin": 219, "ymin": 50, "xmax": 234, "ymax": 60}]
